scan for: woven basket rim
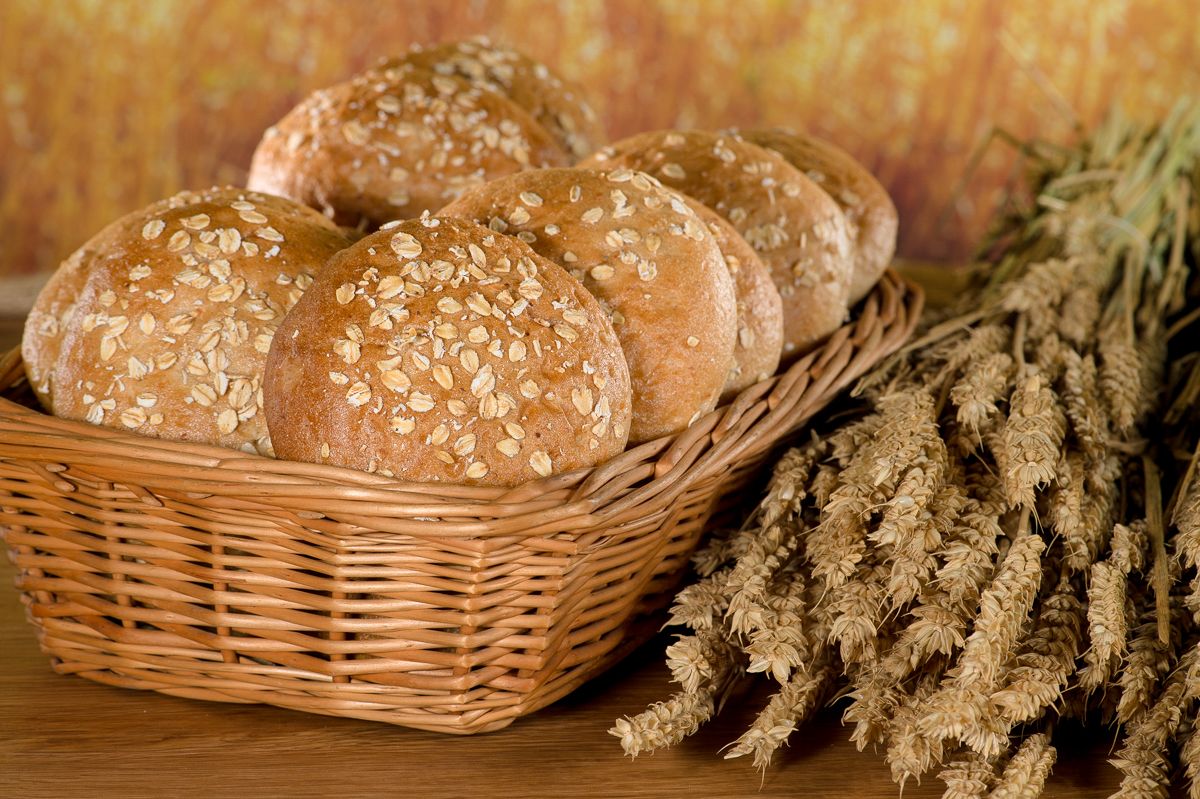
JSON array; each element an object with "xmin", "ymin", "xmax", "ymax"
[
  {"xmin": 1, "ymin": 269, "xmax": 922, "ymax": 734},
  {"xmin": 0, "ymin": 269, "xmax": 923, "ymax": 539}
]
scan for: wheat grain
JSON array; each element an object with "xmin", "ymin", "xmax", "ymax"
[
  {"xmin": 887, "ymin": 691, "xmax": 946, "ymax": 788},
  {"xmin": 665, "ymin": 630, "xmax": 738, "ymax": 694},
  {"xmin": 951, "ymin": 352, "xmax": 1015, "ymax": 433},
  {"xmin": 744, "ymin": 575, "xmax": 810, "ymax": 683},
  {"xmin": 1033, "ymin": 330, "xmax": 1067, "ymax": 384},
  {"xmin": 611, "ymin": 636, "xmax": 742, "ymax": 757},
  {"xmin": 1002, "ymin": 369, "xmax": 1066, "ymax": 510},
  {"xmin": 1175, "ymin": 470, "xmax": 1200, "ymax": 572},
  {"xmin": 610, "ymin": 689, "xmax": 717, "ymax": 758},
  {"xmin": 870, "ymin": 388, "xmax": 942, "ymax": 491},
  {"xmin": 953, "ymin": 520, "xmax": 1046, "ymax": 689},
  {"xmin": 1051, "ymin": 451, "xmax": 1091, "ymax": 572},
  {"xmin": 1109, "ymin": 640, "xmax": 1200, "ymax": 798},
  {"xmin": 938, "ymin": 749, "xmax": 998, "ymax": 799},
  {"xmin": 1112, "ymin": 520, "xmax": 1151, "ymax": 575},
  {"xmin": 1060, "ymin": 349, "xmax": 1109, "ymax": 461},
  {"xmin": 1058, "ymin": 283, "xmax": 1102, "ymax": 346},
  {"xmin": 991, "ymin": 576, "xmax": 1084, "ymax": 725},
  {"xmin": 844, "ymin": 668, "xmax": 901, "ymax": 750},
  {"xmin": 727, "ymin": 523, "xmax": 800, "ymax": 636},
  {"xmin": 876, "ymin": 457, "xmax": 945, "ymax": 607},
  {"xmin": 827, "ymin": 562, "xmax": 890, "ymax": 664},
  {"xmin": 667, "ymin": 569, "xmax": 732, "ymax": 630},
  {"xmin": 1099, "ymin": 321, "xmax": 1144, "ymax": 433},
  {"xmin": 1117, "ymin": 601, "xmax": 1185, "ymax": 724},
  {"xmin": 987, "ymin": 733, "xmax": 1056, "ymax": 799},
  {"xmin": 1182, "ymin": 721, "xmax": 1200, "ymax": 799},
  {"xmin": 1080, "ymin": 558, "xmax": 1131, "ymax": 694},
  {"xmin": 937, "ymin": 504, "xmax": 1004, "ymax": 612},
  {"xmin": 759, "ymin": 439, "xmax": 826, "ymax": 528},
  {"xmin": 724, "ymin": 648, "xmax": 834, "ymax": 770},
  {"xmin": 914, "ymin": 683, "xmax": 998, "ymax": 756}
]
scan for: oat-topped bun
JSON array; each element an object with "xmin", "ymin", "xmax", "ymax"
[
  {"xmin": 33, "ymin": 187, "xmax": 353, "ymax": 456},
  {"xmin": 740, "ymin": 127, "xmax": 898, "ymax": 305},
  {"xmin": 246, "ymin": 64, "xmax": 570, "ymax": 230},
  {"xmin": 439, "ymin": 167, "xmax": 738, "ymax": 443},
  {"xmin": 580, "ymin": 130, "xmax": 854, "ymax": 358},
  {"xmin": 263, "ymin": 216, "xmax": 632, "ymax": 486},
  {"xmin": 389, "ymin": 37, "xmax": 605, "ymax": 162},
  {"xmin": 22, "ymin": 213, "xmax": 133, "ymax": 411},
  {"xmin": 675, "ymin": 194, "xmax": 784, "ymax": 399}
]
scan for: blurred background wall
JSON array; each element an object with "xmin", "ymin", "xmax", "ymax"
[{"xmin": 1, "ymin": 0, "xmax": 1197, "ymax": 286}]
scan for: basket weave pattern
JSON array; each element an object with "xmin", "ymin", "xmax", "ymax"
[{"xmin": 0, "ymin": 270, "xmax": 921, "ymax": 734}]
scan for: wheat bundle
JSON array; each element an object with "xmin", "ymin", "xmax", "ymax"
[{"xmin": 614, "ymin": 101, "xmax": 1200, "ymax": 798}]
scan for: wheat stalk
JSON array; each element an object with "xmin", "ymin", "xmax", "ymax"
[{"xmin": 613, "ymin": 100, "xmax": 1200, "ymax": 799}]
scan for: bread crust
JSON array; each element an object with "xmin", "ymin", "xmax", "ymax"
[
  {"xmin": 580, "ymin": 130, "xmax": 853, "ymax": 358},
  {"xmin": 390, "ymin": 37, "xmax": 605, "ymax": 161},
  {"xmin": 22, "ymin": 212, "xmax": 135, "ymax": 410},
  {"xmin": 675, "ymin": 194, "xmax": 784, "ymax": 399},
  {"xmin": 247, "ymin": 64, "xmax": 570, "ymax": 230},
  {"xmin": 741, "ymin": 127, "xmax": 897, "ymax": 305},
  {"xmin": 439, "ymin": 167, "xmax": 739, "ymax": 443},
  {"xmin": 43, "ymin": 187, "xmax": 352, "ymax": 455},
  {"xmin": 263, "ymin": 216, "xmax": 632, "ymax": 485}
]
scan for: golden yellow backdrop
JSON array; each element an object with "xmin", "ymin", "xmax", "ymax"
[{"xmin": 1, "ymin": 0, "xmax": 1196, "ymax": 278}]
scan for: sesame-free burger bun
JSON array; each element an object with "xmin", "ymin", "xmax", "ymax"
[
  {"xmin": 262, "ymin": 215, "xmax": 632, "ymax": 486},
  {"xmin": 580, "ymin": 130, "xmax": 854, "ymax": 358},
  {"xmin": 740, "ymin": 127, "xmax": 897, "ymax": 305},
  {"xmin": 32, "ymin": 187, "xmax": 353, "ymax": 456},
  {"xmin": 674, "ymin": 194, "xmax": 784, "ymax": 399},
  {"xmin": 439, "ymin": 167, "xmax": 739, "ymax": 443},
  {"xmin": 247, "ymin": 63, "xmax": 570, "ymax": 230},
  {"xmin": 388, "ymin": 37, "xmax": 605, "ymax": 161}
]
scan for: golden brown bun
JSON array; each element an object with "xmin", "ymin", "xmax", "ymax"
[
  {"xmin": 37, "ymin": 187, "xmax": 352, "ymax": 455},
  {"xmin": 674, "ymin": 194, "xmax": 784, "ymax": 400},
  {"xmin": 22, "ymin": 213, "xmax": 134, "ymax": 410},
  {"xmin": 439, "ymin": 167, "xmax": 738, "ymax": 443},
  {"xmin": 740, "ymin": 127, "xmax": 897, "ymax": 305},
  {"xmin": 390, "ymin": 37, "xmax": 605, "ymax": 161},
  {"xmin": 263, "ymin": 216, "xmax": 632, "ymax": 485},
  {"xmin": 579, "ymin": 130, "xmax": 854, "ymax": 358},
  {"xmin": 246, "ymin": 64, "xmax": 570, "ymax": 230}
]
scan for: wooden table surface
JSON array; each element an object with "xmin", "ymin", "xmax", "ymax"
[{"xmin": 0, "ymin": 306, "xmax": 1125, "ymax": 799}]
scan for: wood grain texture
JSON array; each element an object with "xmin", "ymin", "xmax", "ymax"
[
  {"xmin": 0, "ymin": 315, "xmax": 1127, "ymax": 799},
  {"xmin": 0, "ymin": 554, "xmax": 1126, "ymax": 799}
]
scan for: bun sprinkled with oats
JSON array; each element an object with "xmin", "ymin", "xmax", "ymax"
[
  {"xmin": 25, "ymin": 187, "xmax": 352, "ymax": 456},
  {"xmin": 247, "ymin": 62, "xmax": 570, "ymax": 231},
  {"xmin": 439, "ymin": 167, "xmax": 739, "ymax": 443},
  {"xmin": 391, "ymin": 37, "xmax": 605, "ymax": 162},
  {"xmin": 580, "ymin": 130, "xmax": 854, "ymax": 358},
  {"xmin": 262, "ymin": 215, "xmax": 632, "ymax": 485},
  {"xmin": 740, "ymin": 127, "xmax": 898, "ymax": 305},
  {"xmin": 672, "ymin": 193, "xmax": 784, "ymax": 400}
]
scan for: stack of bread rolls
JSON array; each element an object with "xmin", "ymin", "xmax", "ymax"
[{"xmin": 22, "ymin": 37, "xmax": 897, "ymax": 487}]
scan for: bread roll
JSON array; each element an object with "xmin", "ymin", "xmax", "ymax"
[
  {"xmin": 390, "ymin": 37, "xmax": 605, "ymax": 161},
  {"xmin": 247, "ymin": 64, "xmax": 570, "ymax": 230},
  {"xmin": 740, "ymin": 127, "xmax": 897, "ymax": 304},
  {"xmin": 580, "ymin": 130, "xmax": 854, "ymax": 358},
  {"xmin": 31, "ymin": 187, "xmax": 352, "ymax": 455},
  {"xmin": 439, "ymin": 167, "xmax": 738, "ymax": 443},
  {"xmin": 22, "ymin": 214, "xmax": 132, "ymax": 410},
  {"xmin": 675, "ymin": 194, "xmax": 784, "ymax": 399},
  {"xmin": 263, "ymin": 215, "xmax": 632, "ymax": 485}
]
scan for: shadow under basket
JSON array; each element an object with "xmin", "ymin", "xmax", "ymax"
[{"xmin": 0, "ymin": 270, "xmax": 922, "ymax": 734}]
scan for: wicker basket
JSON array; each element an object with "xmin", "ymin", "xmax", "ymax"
[{"xmin": 0, "ymin": 270, "xmax": 921, "ymax": 734}]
